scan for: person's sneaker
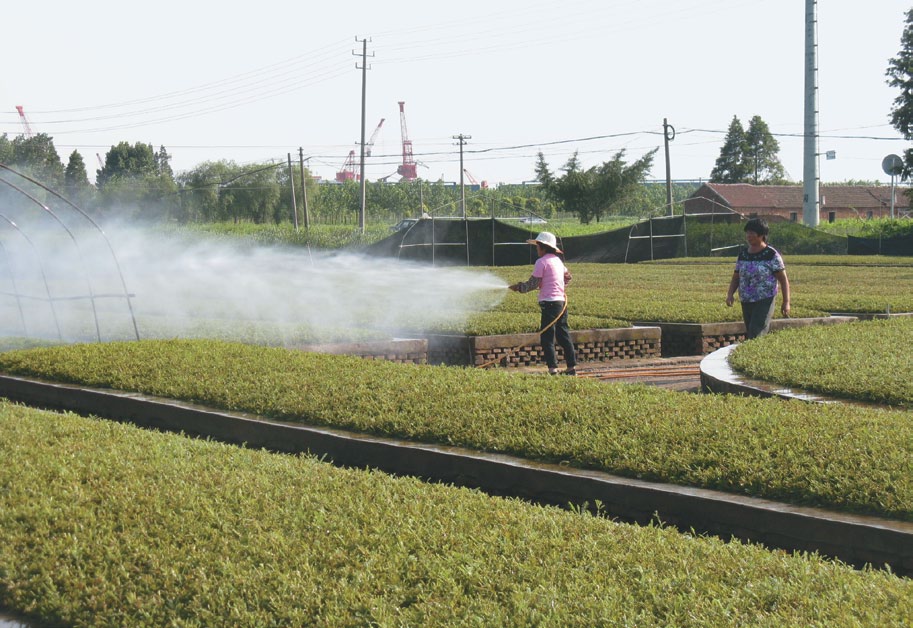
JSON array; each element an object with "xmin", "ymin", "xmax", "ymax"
[
  {"xmin": 563, "ymin": 368, "xmax": 577, "ymax": 376},
  {"xmin": 548, "ymin": 368, "xmax": 559, "ymax": 375}
]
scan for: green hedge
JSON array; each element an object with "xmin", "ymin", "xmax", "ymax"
[
  {"xmin": 2, "ymin": 403, "xmax": 911, "ymax": 627},
  {"xmin": 1, "ymin": 340, "xmax": 911, "ymax": 522},
  {"xmin": 684, "ymin": 221, "xmax": 848, "ymax": 257},
  {"xmin": 651, "ymin": 255, "xmax": 913, "ymax": 266},
  {"xmin": 164, "ymin": 222, "xmax": 391, "ymax": 249}
]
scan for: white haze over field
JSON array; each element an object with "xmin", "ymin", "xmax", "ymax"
[{"xmin": 0, "ymin": 222, "xmax": 509, "ymax": 344}]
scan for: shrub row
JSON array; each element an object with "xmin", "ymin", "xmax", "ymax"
[
  {"xmin": 652, "ymin": 255, "xmax": 913, "ymax": 267},
  {"xmin": 684, "ymin": 222, "xmax": 848, "ymax": 257},
  {"xmin": 164, "ymin": 222, "xmax": 391, "ymax": 249},
  {"xmin": 1, "ymin": 339, "xmax": 911, "ymax": 521},
  {"xmin": 1, "ymin": 402, "xmax": 911, "ymax": 627}
]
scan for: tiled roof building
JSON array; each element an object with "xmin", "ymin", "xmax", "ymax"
[{"xmin": 684, "ymin": 183, "xmax": 910, "ymax": 222}]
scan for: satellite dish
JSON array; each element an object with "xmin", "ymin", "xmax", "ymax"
[{"xmin": 882, "ymin": 154, "xmax": 904, "ymax": 176}]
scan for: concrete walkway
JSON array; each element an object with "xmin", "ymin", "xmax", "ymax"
[{"xmin": 511, "ymin": 355, "xmax": 704, "ymax": 392}]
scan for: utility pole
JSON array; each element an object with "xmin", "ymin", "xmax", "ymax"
[
  {"xmin": 298, "ymin": 147, "xmax": 310, "ymax": 231},
  {"xmin": 802, "ymin": 0, "xmax": 820, "ymax": 226},
  {"xmin": 663, "ymin": 118, "xmax": 675, "ymax": 216},
  {"xmin": 453, "ymin": 134, "xmax": 471, "ymax": 218},
  {"xmin": 287, "ymin": 153, "xmax": 298, "ymax": 231},
  {"xmin": 418, "ymin": 180, "xmax": 424, "ymax": 216},
  {"xmin": 354, "ymin": 37, "xmax": 373, "ymax": 233},
  {"xmin": 453, "ymin": 133, "xmax": 471, "ymax": 265}
]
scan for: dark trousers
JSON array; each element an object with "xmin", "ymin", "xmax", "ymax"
[
  {"xmin": 539, "ymin": 300, "xmax": 576, "ymax": 369},
  {"xmin": 741, "ymin": 297, "xmax": 776, "ymax": 339}
]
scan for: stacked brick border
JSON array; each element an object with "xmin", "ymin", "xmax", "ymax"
[{"xmin": 425, "ymin": 327, "xmax": 661, "ymax": 367}]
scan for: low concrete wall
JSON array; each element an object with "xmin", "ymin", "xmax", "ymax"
[
  {"xmin": 829, "ymin": 311, "xmax": 913, "ymax": 320},
  {"xmin": 426, "ymin": 326, "xmax": 661, "ymax": 367},
  {"xmin": 1, "ymin": 373, "xmax": 911, "ymax": 575},
  {"xmin": 635, "ymin": 316, "xmax": 858, "ymax": 357}
]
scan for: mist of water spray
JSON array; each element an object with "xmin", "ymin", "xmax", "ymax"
[{"xmin": 1, "ymin": 225, "xmax": 509, "ymax": 344}]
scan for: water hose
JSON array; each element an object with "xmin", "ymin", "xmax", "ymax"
[{"xmin": 476, "ymin": 297, "xmax": 568, "ymax": 369}]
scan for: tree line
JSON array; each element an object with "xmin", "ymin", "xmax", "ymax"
[
  {"xmin": 6, "ymin": 2, "xmax": 913, "ymax": 228},
  {"xmin": 0, "ymin": 132, "xmax": 697, "ymax": 226},
  {"xmin": 8, "ymin": 41, "xmax": 912, "ymax": 230}
]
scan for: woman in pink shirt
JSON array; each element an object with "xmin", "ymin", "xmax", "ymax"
[{"xmin": 509, "ymin": 232, "xmax": 577, "ymax": 376}]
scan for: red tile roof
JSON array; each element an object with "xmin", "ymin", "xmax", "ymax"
[{"xmin": 695, "ymin": 183, "xmax": 909, "ymax": 211}]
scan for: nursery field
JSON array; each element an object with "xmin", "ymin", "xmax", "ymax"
[
  {"xmin": 475, "ymin": 257, "xmax": 913, "ymax": 333},
  {"xmin": 730, "ymin": 316, "xmax": 913, "ymax": 407},
  {"xmin": 2, "ymin": 252, "xmax": 913, "ymax": 625},
  {"xmin": 1, "ymin": 339, "xmax": 910, "ymax": 522},
  {"xmin": 2, "ymin": 402, "xmax": 910, "ymax": 627}
]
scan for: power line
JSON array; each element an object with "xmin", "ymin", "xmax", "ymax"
[
  {"xmin": 3, "ymin": 40, "xmax": 352, "ymax": 117},
  {"xmin": 683, "ymin": 127, "xmax": 905, "ymax": 141}
]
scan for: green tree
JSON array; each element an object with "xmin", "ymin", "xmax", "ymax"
[
  {"xmin": 176, "ymin": 161, "xmax": 281, "ymax": 224},
  {"xmin": 177, "ymin": 161, "xmax": 236, "ymax": 222},
  {"xmin": 0, "ymin": 133, "xmax": 13, "ymax": 164},
  {"xmin": 63, "ymin": 150, "xmax": 95, "ymax": 208},
  {"xmin": 9, "ymin": 133, "xmax": 65, "ymax": 187},
  {"xmin": 887, "ymin": 8, "xmax": 913, "ymax": 179},
  {"xmin": 710, "ymin": 115, "xmax": 785, "ymax": 184},
  {"xmin": 96, "ymin": 141, "xmax": 156, "ymax": 188},
  {"xmin": 710, "ymin": 116, "xmax": 749, "ymax": 183},
  {"xmin": 612, "ymin": 181, "xmax": 700, "ymax": 217},
  {"xmin": 744, "ymin": 115, "xmax": 786, "ymax": 183},
  {"xmin": 154, "ymin": 145, "xmax": 174, "ymax": 179},
  {"xmin": 277, "ymin": 161, "xmax": 320, "ymax": 225},
  {"xmin": 535, "ymin": 150, "xmax": 656, "ymax": 224},
  {"xmin": 525, "ymin": 196, "xmax": 547, "ymax": 218},
  {"xmin": 225, "ymin": 164, "xmax": 281, "ymax": 224},
  {"xmin": 96, "ymin": 142, "xmax": 179, "ymax": 221},
  {"xmin": 312, "ymin": 180, "xmax": 359, "ymax": 224}
]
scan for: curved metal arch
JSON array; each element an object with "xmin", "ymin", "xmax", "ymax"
[
  {"xmin": 0, "ymin": 212, "xmax": 62, "ymax": 340},
  {"xmin": 0, "ymin": 238, "xmax": 27, "ymax": 336},
  {"xmin": 0, "ymin": 164, "xmax": 140, "ymax": 341},
  {"xmin": 0, "ymin": 175, "xmax": 101, "ymax": 341}
]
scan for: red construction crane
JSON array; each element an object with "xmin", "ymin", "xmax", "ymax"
[
  {"xmin": 463, "ymin": 169, "xmax": 489, "ymax": 189},
  {"xmin": 396, "ymin": 101, "xmax": 417, "ymax": 181},
  {"xmin": 335, "ymin": 150, "xmax": 358, "ymax": 183},
  {"xmin": 365, "ymin": 118, "xmax": 385, "ymax": 157},
  {"xmin": 15, "ymin": 105, "xmax": 33, "ymax": 138}
]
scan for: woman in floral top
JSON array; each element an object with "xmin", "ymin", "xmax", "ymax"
[{"xmin": 725, "ymin": 218, "xmax": 791, "ymax": 339}]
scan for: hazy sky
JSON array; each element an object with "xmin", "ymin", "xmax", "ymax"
[{"xmin": 2, "ymin": 1, "xmax": 910, "ymax": 186}]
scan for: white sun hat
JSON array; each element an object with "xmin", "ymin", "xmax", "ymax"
[{"xmin": 525, "ymin": 231, "xmax": 562, "ymax": 254}]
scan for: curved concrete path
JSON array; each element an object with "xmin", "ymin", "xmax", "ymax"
[{"xmin": 1, "ymin": 372, "xmax": 911, "ymax": 575}]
